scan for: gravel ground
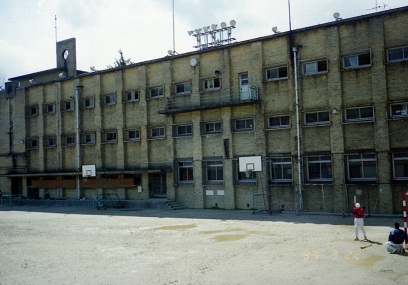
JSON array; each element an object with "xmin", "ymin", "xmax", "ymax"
[{"xmin": 0, "ymin": 205, "xmax": 407, "ymax": 285}]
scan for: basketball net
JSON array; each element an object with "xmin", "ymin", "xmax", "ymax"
[{"xmin": 245, "ymin": 169, "xmax": 252, "ymax": 179}]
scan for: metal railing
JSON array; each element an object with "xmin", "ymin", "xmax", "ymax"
[{"xmin": 160, "ymin": 85, "xmax": 259, "ymax": 114}]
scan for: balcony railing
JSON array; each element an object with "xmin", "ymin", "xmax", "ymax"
[{"xmin": 158, "ymin": 85, "xmax": 260, "ymax": 114}]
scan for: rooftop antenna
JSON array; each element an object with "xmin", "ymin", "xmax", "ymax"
[
  {"xmin": 172, "ymin": 0, "xmax": 175, "ymax": 53},
  {"xmin": 288, "ymin": 0, "xmax": 292, "ymax": 31},
  {"xmin": 367, "ymin": 1, "xmax": 389, "ymax": 12},
  {"xmin": 54, "ymin": 15, "xmax": 57, "ymax": 43}
]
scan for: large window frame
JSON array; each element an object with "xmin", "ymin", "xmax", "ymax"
[
  {"xmin": 174, "ymin": 82, "xmax": 191, "ymax": 95},
  {"xmin": 173, "ymin": 124, "xmax": 192, "ymax": 137},
  {"xmin": 148, "ymin": 86, "xmax": 164, "ymax": 99},
  {"xmin": 83, "ymin": 97, "xmax": 95, "ymax": 109},
  {"xmin": 102, "ymin": 94, "xmax": 116, "ymax": 105},
  {"xmin": 343, "ymin": 106, "xmax": 374, "ymax": 123},
  {"xmin": 44, "ymin": 136, "xmax": 57, "ymax": 148},
  {"xmin": 342, "ymin": 51, "xmax": 372, "ymax": 69},
  {"xmin": 202, "ymin": 121, "xmax": 222, "ymax": 135},
  {"xmin": 124, "ymin": 129, "xmax": 141, "ymax": 142},
  {"xmin": 62, "ymin": 100, "xmax": 74, "ymax": 112},
  {"xmin": 267, "ymin": 114, "xmax": 290, "ymax": 129},
  {"xmin": 202, "ymin": 77, "xmax": 221, "ymax": 91},
  {"xmin": 26, "ymin": 137, "xmax": 39, "ymax": 149},
  {"xmin": 266, "ymin": 66, "xmax": 288, "ymax": 81},
  {"xmin": 267, "ymin": 157, "xmax": 293, "ymax": 184},
  {"xmin": 392, "ymin": 152, "xmax": 408, "ymax": 180},
  {"xmin": 305, "ymin": 155, "xmax": 332, "ymax": 183},
  {"xmin": 63, "ymin": 135, "xmax": 75, "ymax": 147},
  {"xmin": 101, "ymin": 130, "xmax": 117, "ymax": 144},
  {"xmin": 81, "ymin": 133, "xmax": 96, "ymax": 145},
  {"xmin": 232, "ymin": 118, "xmax": 254, "ymax": 132},
  {"xmin": 301, "ymin": 59, "xmax": 328, "ymax": 75},
  {"xmin": 389, "ymin": 102, "xmax": 408, "ymax": 119},
  {"xmin": 148, "ymin": 126, "xmax": 165, "ymax": 139},
  {"xmin": 178, "ymin": 160, "xmax": 194, "ymax": 183},
  {"xmin": 304, "ymin": 111, "xmax": 330, "ymax": 126},
  {"xmin": 386, "ymin": 45, "xmax": 408, "ymax": 63},
  {"xmin": 204, "ymin": 160, "xmax": 224, "ymax": 184},
  {"xmin": 346, "ymin": 154, "xmax": 377, "ymax": 182},
  {"xmin": 44, "ymin": 103, "xmax": 55, "ymax": 114},
  {"xmin": 26, "ymin": 105, "xmax": 39, "ymax": 117},
  {"xmin": 124, "ymin": 90, "xmax": 139, "ymax": 102}
]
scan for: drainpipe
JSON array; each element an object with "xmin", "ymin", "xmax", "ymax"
[
  {"xmin": 75, "ymin": 86, "xmax": 82, "ymax": 199},
  {"xmin": 292, "ymin": 46, "xmax": 303, "ymax": 211}
]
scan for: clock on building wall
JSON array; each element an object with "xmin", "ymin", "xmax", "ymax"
[{"xmin": 189, "ymin": 57, "xmax": 197, "ymax": 67}]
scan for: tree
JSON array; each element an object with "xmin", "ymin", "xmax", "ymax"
[{"xmin": 107, "ymin": 49, "xmax": 133, "ymax": 69}]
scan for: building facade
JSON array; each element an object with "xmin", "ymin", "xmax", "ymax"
[{"xmin": 1, "ymin": 7, "xmax": 408, "ymax": 214}]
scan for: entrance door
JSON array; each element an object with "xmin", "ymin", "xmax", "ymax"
[
  {"xmin": 149, "ymin": 173, "xmax": 167, "ymax": 198},
  {"xmin": 239, "ymin": 73, "xmax": 250, "ymax": 100}
]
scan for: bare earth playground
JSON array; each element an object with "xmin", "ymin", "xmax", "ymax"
[{"xmin": 0, "ymin": 205, "xmax": 407, "ymax": 285}]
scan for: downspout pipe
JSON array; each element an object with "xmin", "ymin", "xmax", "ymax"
[
  {"xmin": 75, "ymin": 86, "xmax": 82, "ymax": 199},
  {"xmin": 292, "ymin": 46, "xmax": 303, "ymax": 211}
]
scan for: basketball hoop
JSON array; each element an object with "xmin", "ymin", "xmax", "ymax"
[
  {"xmin": 83, "ymin": 170, "xmax": 92, "ymax": 182},
  {"xmin": 245, "ymin": 169, "xmax": 253, "ymax": 179}
]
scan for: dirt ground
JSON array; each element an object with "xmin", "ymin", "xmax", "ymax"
[{"xmin": 0, "ymin": 205, "xmax": 407, "ymax": 285}]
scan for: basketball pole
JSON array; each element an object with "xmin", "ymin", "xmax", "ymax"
[{"xmin": 403, "ymin": 191, "xmax": 407, "ymax": 249}]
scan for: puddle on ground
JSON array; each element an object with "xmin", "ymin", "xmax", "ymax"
[
  {"xmin": 151, "ymin": 224, "xmax": 197, "ymax": 231},
  {"xmin": 201, "ymin": 228, "xmax": 243, "ymax": 234},
  {"xmin": 357, "ymin": 255, "xmax": 386, "ymax": 267},
  {"xmin": 213, "ymin": 235, "xmax": 247, "ymax": 242}
]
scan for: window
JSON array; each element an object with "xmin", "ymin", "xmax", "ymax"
[
  {"xmin": 346, "ymin": 154, "xmax": 377, "ymax": 181},
  {"xmin": 149, "ymin": 86, "xmax": 164, "ymax": 99},
  {"xmin": 178, "ymin": 161, "xmax": 194, "ymax": 183},
  {"xmin": 64, "ymin": 135, "xmax": 75, "ymax": 147},
  {"xmin": 44, "ymin": 137, "xmax": 56, "ymax": 148},
  {"xmin": 173, "ymin": 124, "xmax": 192, "ymax": 137},
  {"xmin": 268, "ymin": 157, "xmax": 292, "ymax": 183},
  {"xmin": 266, "ymin": 66, "xmax": 288, "ymax": 81},
  {"xmin": 306, "ymin": 155, "xmax": 332, "ymax": 182},
  {"xmin": 26, "ymin": 105, "xmax": 38, "ymax": 116},
  {"xmin": 26, "ymin": 138, "xmax": 39, "ymax": 149},
  {"xmin": 342, "ymin": 51, "xmax": 371, "ymax": 69},
  {"xmin": 267, "ymin": 115, "xmax": 290, "ymax": 129},
  {"xmin": 124, "ymin": 91, "xmax": 139, "ymax": 102},
  {"xmin": 44, "ymin": 103, "xmax": 55, "ymax": 114},
  {"xmin": 81, "ymin": 133, "xmax": 95, "ymax": 145},
  {"xmin": 233, "ymin": 118, "xmax": 254, "ymax": 132},
  {"xmin": 175, "ymin": 82, "xmax": 191, "ymax": 95},
  {"xmin": 83, "ymin": 97, "xmax": 94, "ymax": 108},
  {"xmin": 202, "ymin": 121, "xmax": 222, "ymax": 135},
  {"xmin": 124, "ymin": 129, "xmax": 140, "ymax": 142},
  {"xmin": 302, "ymin": 60, "xmax": 327, "ymax": 75},
  {"xmin": 304, "ymin": 111, "xmax": 330, "ymax": 125},
  {"xmin": 202, "ymin": 77, "xmax": 221, "ymax": 90},
  {"xmin": 344, "ymin": 106, "xmax": 374, "ymax": 122},
  {"xmin": 389, "ymin": 102, "xmax": 408, "ymax": 118},
  {"xmin": 103, "ymin": 94, "xmax": 116, "ymax": 105},
  {"xmin": 62, "ymin": 100, "xmax": 74, "ymax": 111},
  {"xmin": 149, "ymin": 126, "xmax": 165, "ymax": 139},
  {"xmin": 386, "ymin": 46, "xmax": 408, "ymax": 63},
  {"xmin": 204, "ymin": 160, "xmax": 224, "ymax": 183},
  {"xmin": 102, "ymin": 131, "xmax": 117, "ymax": 143},
  {"xmin": 392, "ymin": 152, "xmax": 408, "ymax": 180}
]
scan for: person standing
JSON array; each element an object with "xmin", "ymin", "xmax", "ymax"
[
  {"xmin": 352, "ymin": 203, "xmax": 367, "ymax": 241},
  {"xmin": 384, "ymin": 222, "xmax": 408, "ymax": 254}
]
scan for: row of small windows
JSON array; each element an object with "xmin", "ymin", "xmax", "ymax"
[
  {"xmin": 266, "ymin": 45, "xmax": 408, "ymax": 80},
  {"xmin": 176, "ymin": 152, "xmax": 408, "ymax": 184},
  {"xmin": 24, "ymin": 102, "xmax": 408, "ymax": 149}
]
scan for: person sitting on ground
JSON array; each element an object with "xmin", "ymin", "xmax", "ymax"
[{"xmin": 384, "ymin": 222, "xmax": 408, "ymax": 254}]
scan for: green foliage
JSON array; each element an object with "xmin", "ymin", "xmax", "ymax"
[{"xmin": 107, "ymin": 49, "xmax": 133, "ymax": 69}]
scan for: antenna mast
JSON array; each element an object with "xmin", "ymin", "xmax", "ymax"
[
  {"xmin": 288, "ymin": 0, "xmax": 292, "ymax": 31},
  {"xmin": 55, "ymin": 15, "xmax": 58, "ymax": 43},
  {"xmin": 172, "ymin": 0, "xmax": 175, "ymax": 53}
]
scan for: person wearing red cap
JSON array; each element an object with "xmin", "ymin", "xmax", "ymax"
[{"xmin": 352, "ymin": 202, "xmax": 367, "ymax": 241}]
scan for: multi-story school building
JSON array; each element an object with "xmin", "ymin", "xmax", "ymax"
[{"xmin": 1, "ymin": 7, "xmax": 408, "ymax": 214}]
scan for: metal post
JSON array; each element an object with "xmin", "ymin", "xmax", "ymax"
[
  {"xmin": 75, "ymin": 87, "xmax": 82, "ymax": 199},
  {"xmin": 292, "ymin": 47, "xmax": 303, "ymax": 211}
]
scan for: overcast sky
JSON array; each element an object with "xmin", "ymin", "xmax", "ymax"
[{"xmin": 1, "ymin": 0, "xmax": 407, "ymax": 82}]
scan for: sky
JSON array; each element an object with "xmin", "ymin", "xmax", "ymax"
[{"xmin": 1, "ymin": 0, "xmax": 407, "ymax": 83}]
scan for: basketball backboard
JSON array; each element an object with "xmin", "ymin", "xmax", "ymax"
[
  {"xmin": 82, "ymin": 165, "xmax": 96, "ymax": 177},
  {"xmin": 238, "ymin": 156, "xmax": 262, "ymax": 172}
]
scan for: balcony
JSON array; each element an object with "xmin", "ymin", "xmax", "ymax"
[{"xmin": 158, "ymin": 85, "xmax": 260, "ymax": 114}]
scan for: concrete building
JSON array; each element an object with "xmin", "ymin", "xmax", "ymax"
[{"xmin": 1, "ymin": 7, "xmax": 408, "ymax": 214}]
